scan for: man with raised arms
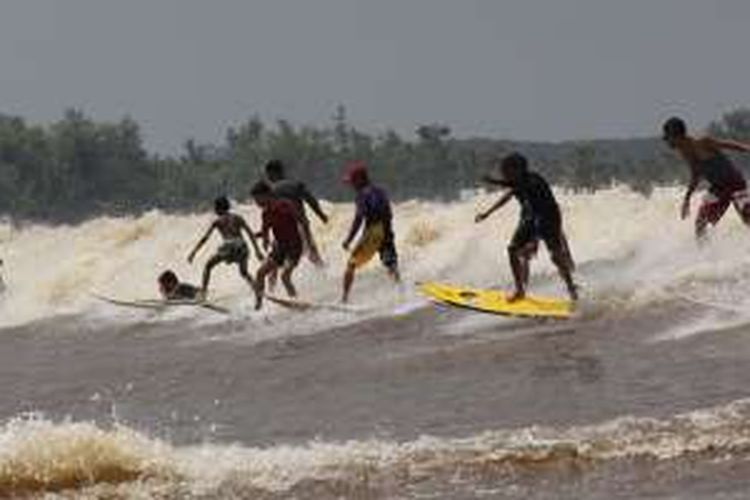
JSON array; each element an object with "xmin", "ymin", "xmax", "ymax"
[
  {"xmin": 662, "ymin": 116, "xmax": 750, "ymax": 239},
  {"xmin": 476, "ymin": 152, "xmax": 578, "ymax": 302}
]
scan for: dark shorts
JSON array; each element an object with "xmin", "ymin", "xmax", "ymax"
[
  {"xmin": 269, "ymin": 240, "xmax": 303, "ymax": 267},
  {"xmin": 509, "ymin": 217, "xmax": 567, "ymax": 258},
  {"xmin": 379, "ymin": 230, "xmax": 399, "ymax": 271},
  {"xmin": 216, "ymin": 239, "xmax": 249, "ymax": 264}
]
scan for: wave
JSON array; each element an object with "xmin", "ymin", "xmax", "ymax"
[
  {"xmin": 2, "ymin": 398, "xmax": 750, "ymax": 498},
  {"xmin": 1, "ymin": 186, "xmax": 749, "ymax": 330}
]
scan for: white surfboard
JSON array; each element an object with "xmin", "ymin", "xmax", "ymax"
[
  {"xmin": 92, "ymin": 293, "xmax": 230, "ymax": 314},
  {"xmin": 263, "ymin": 294, "xmax": 369, "ymax": 313}
]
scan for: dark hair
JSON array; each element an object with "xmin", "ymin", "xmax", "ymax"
[
  {"xmin": 265, "ymin": 159, "xmax": 285, "ymax": 178},
  {"xmin": 159, "ymin": 270, "xmax": 178, "ymax": 286},
  {"xmin": 501, "ymin": 152, "xmax": 528, "ymax": 174},
  {"xmin": 214, "ymin": 196, "xmax": 230, "ymax": 213},
  {"xmin": 250, "ymin": 180, "xmax": 273, "ymax": 197},
  {"xmin": 662, "ymin": 117, "xmax": 687, "ymax": 139}
]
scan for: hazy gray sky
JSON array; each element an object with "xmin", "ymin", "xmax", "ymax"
[{"xmin": 0, "ymin": 0, "xmax": 748, "ymax": 152}]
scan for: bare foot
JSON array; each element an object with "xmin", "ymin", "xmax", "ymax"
[{"xmin": 507, "ymin": 290, "xmax": 525, "ymax": 303}]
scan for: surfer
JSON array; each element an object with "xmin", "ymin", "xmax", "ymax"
[
  {"xmin": 662, "ymin": 116, "xmax": 750, "ymax": 239},
  {"xmin": 341, "ymin": 161, "xmax": 400, "ymax": 303},
  {"xmin": 250, "ymin": 181, "xmax": 304, "ymax": 310},
  {"xmin": 475, "ymin": 152, "xmax": 578, "ymax": 302},
  {"xmin": 265, "ymin": 159, "xmax": 329, "ymax": 266},
  {"xmin": 187, "ymin": 196, "xmax": 263, "ymax": 298},
  {"xmin": 158, "ymin": 270, "xmax": 201, "ymax": 300}
]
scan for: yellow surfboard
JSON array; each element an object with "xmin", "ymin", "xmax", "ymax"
[{"xmin": 418, "ymin": 282, "xmax": 572, "ymax": 319}]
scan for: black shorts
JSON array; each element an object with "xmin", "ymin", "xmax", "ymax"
[
  {"xmin": 269, "ymin": 241, "xmax": 303, "ymax": 266},
  {"xmin": 379, "ymin": 229, "xmax": 399, "ymax": 271},
  {"xmin": 509, "ymin": 217, "xmax": 565, "ymax": 255}
]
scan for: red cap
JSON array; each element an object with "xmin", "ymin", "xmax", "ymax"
[{"xmin": 342, "ymin": 160, "xmax": 369, "ymax": 186}]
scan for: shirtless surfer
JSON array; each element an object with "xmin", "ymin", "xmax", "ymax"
[
  {"xmin": 662, "ymin": 116, "xmax": 750, "ymax": 239},
  {"xmin": 187, "ymin": 196, "xmax": 263, "ymax": 298}
]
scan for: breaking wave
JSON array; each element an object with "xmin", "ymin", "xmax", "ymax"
[
  {"xmin": 2, "ymin": 398, "xmax": 750, "ymax": 498},
  {"xmin": 1, "ymin": 186, "xmax": 749, "ymax": 332}
]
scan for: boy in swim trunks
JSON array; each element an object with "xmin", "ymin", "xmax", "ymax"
[
  {"xmin": 341, "ymin": 161, "xmax": 400, "ymax": 303},
  {"xmin": 250, "ymin": 181, "xmax": 305, "ymax": 310},
  {"xmin": 158, "ymin": 270, "xmax": 201, "ymax": 301},
  {"xmin": 187, "ymin": 196, "xmax": 263, "ymax": 298},
  {"xmin": 476, "ymin": 152, "xmax": 578, "ymax": 302},
  {"xmin": 662, "ymin": 116, "xmax": 750, "ymax": 239},
  {"xmin": 265, "ymin": 159, "xmax": 329, "ymax": 266}
]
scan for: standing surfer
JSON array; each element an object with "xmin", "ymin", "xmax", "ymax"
[
  {"xmin": 265, "ymin": 159, "xmax": 329, "ymax": 266},
  {"xmin": 341, "ymin": 161, "xmax": 400, "ymax": 303},
  {"xmin": 476, "ymin": 152, "xmax": 578, "ymax": 302},
  {"xmin": 250, "ymin": 181, "xmax": 305, "ymax": 310},
  {"xmin": 187, "ymin": 196, "xmax": 264, "ymax": 298}
]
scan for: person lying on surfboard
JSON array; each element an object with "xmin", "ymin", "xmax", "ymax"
[
  {"xmin": 158, "ymin": 270, "xmax": 201, "ymax": 301},
  {"xmin": 475, "ymin": 152, "xmax": 578, "ymax": 302},
  {"xmin": 187, "ymin": 196, "xmax": 263, "ymax": 299},
  {"xmin": 250, "ymin": 181, "xmax": 304, "ymax": 310},
  {"xmin": 341, "ymin": 161, "xmax": 400, "ymax": 303},
  {"xmin": 265, "ymin": 159, "xmax": 329, "ymax": 266},
  {"xmin": 662, "ymin": 116, "xmax": 750, "ymax": 239}
]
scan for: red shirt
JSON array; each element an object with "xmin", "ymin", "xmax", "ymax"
[{"xmin": 262, "ymin": 199, "xmax": 302, "ymax": 246}]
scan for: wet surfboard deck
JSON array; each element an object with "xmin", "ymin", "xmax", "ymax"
[
  {"xmin": 418, "ymin": 281, "xmax": 572, "ymax": 319},
  {"xmin": 93, "ymin": 294, "xmax": 230, "ymax": 314}
]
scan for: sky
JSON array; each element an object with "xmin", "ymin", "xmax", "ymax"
[{"xmin": 0, "ymin": 0, "xmax": 748, "ymax": 153}]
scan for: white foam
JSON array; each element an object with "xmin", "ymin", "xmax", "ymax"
[{"xmin": 1, "ymin": 187, "xmax": 749, "ymax": 336}]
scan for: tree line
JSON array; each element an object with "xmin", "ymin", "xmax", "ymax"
[{"xmin": 0, "ymin": 105, "xmax": 749, "ymax": 223}]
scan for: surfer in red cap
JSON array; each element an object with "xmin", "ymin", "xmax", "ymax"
[{"xmin": 341, "ymin": 161, "xmax": 400, "ymax": 303}]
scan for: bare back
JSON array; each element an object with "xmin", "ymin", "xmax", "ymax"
[
  {"xmin": 214, "ymin": 213, "xmax": 245, "ymax": 240},
  {"xmin": 677, "ymin": 137, "xmax": 722, "ymax": 166}
]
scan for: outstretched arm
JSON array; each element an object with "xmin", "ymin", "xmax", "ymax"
[
  {"xmin": 188, "ymin": 223, "xmax": 215, "ymax": 263},
  {"xmin": 240, "ymin": 218, "xmax": 264, "ymax": 260},
  {"xmin": 481, "ymin": 174, "xmax": 513, "ymax": 188},
  {"xmin": 300, "ymin": 185, "xmax": 329, "ymax": 224},
  {"xmin": 707, "ymin": 137, "xmax": 750, "ymax": 154},
  {"xmin": 475, "ymin": 191, "xmax": 513, "ymax": 223}
]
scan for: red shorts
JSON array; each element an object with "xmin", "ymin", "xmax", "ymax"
[{"xmin": 697, "ymin": 189, "xmax": 750, "ymax": 228}]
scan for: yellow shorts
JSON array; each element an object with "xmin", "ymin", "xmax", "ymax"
[{"xmin": 349, "ymin": 223, "xmax": 385, "ymax": 268}]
